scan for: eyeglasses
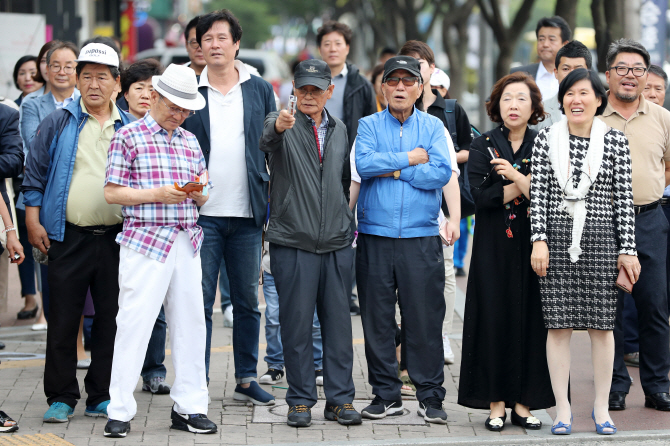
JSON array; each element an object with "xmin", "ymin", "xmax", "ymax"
[
  {"xmin": 385, "ymin": 77, "xmax": 420, "ymax": 87},
  {"xmin": 160, "ymin": 97, "xmax": 195, "ymax": 117},
  {"xmin": 295, "ymin": 87, "xmax": 328, "ymax": 98},
  {"xmin": 609, "ymin": 66, "xmax": 647, "ymax": 77},
  {"xmin": 49, "ymin": 64, "xmax": 75, "ymax": 74},
  {"xmin": 188, "ymin": 39, "xmax": 200, "ymax": 49}
]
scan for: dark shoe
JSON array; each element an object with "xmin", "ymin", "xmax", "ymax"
[
  {"xmin": 0, "ymin": 342, "xmax": 4, "ymax": 350},
  {"xmin": 233, "ymin": 381, "xmax": 275, "ymax": 406},
  {"xmin": 17, "ymin": 305, "xmax": 38, "ymax": 320},
  {"xmin": 315, "ymin": 369, "xmax": 324, "ymax": 386},
  {"xmin": 324, "ymin": 402, "xmax": 362, "ymax": 425},
  {"xmin": 485, "ymin": 411, "xmax": 506, "ymax": 432},
  {"xmin": 417, "ymin": 397, "xmax": 447, "ymax": 424},
  {"xmin": 349, "ymin": 301, "xmax": 360, "ymax": 316},
  {"xmin": 644, "ymin": 392, "xmax": 670, "ymax": 411},
  {"xmin": 0, "ymin": 411, "xmax": 18, "ymax": 433},
  {"xmin": 455, "ymin": 267, "xmax": 466, "ymax": 277},
  {"xmin": 511, "ymin": 409, "xmax": 541, "ymax": 430},
  {"xmin": 142, "ymin": 376, "xmax": 171, "ymax": 394},
  {"xmin": 609, "ymin": 391, "xmax": 626, "ymax": 411},
  {"xmin": 624, "ymin": 352, "xmax": 640, "ymax": 367},
  {"xmin": 170, "ymin": 406, "xmax": 217, "ymax": 434},
  {"xmin": 361, "ymin": 395, "xmax": 403, "ymax": 419},
  {"xmin": 104, "ymin": 419, "xmax": 130, "ymax": 437},
  {"xmin": 287, "ymin": 405, "xmax": 311, "ymax": 427},
  {"xmin": 259, "ymin": 368, "xmax": 284, "ymax": 385}
]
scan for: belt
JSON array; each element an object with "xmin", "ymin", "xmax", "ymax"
[
  {"xmin": 662, "ymin": 197, "xmax": 670, "ymax": 207},
  {"xmin": 634, "ymin": 200, "xmax": 660, "ymax": 215},
  {"xmin": 66, "ymin": 222, "xmax": 122, "ymax": 235}
]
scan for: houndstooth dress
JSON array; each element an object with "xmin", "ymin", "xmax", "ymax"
[{"xmin": 530, "ymin": 127, "xmax": 636, "ymax": 330}]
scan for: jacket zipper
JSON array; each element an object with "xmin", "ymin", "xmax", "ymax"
[{"xmin": 399, "ymin": 123, "xmax": 404, "ymax": 238}]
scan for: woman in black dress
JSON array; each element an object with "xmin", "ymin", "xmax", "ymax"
[{"xmin": 458, "ymin": 72, "xmax": 555, "ymax": 431}]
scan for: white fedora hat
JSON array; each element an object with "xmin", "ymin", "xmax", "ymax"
[{"xmin": 153, "ymin": 64, "xmax": 205, "ymax": 111}]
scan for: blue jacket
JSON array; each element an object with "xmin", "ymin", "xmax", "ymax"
[
  {"xmin": 20, "ymin": 89, "xmax": 81, "ymax": 154},
  {"xmin": 355, "ymin": 107, "xmax": 451, "ymax": 238},
  {"xmin": 22, "ymin": 99, "xmax": 133, "ymax": 241},
  {"xmin": 181, "ymin": 74, "xmax": 276, "ymax": 228}
]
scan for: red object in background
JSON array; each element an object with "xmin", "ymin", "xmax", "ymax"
[
  {"xmin": 46, "ymin": 25, "xmax": 53, "ymax": 42},
  {"xmin": 121, "ymin": 0, "xmax": 137, "ymax": 61}
]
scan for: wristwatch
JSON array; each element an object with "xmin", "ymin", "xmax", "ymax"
[{"xmin": 393, "ymin": 170, "xmax": 401, "ymax": 180}]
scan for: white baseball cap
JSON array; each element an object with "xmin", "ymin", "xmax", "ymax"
[
  {"xmin": 76, "ymin": 43, "xmax": 119, "ymax": 68},
  {"xmin": 430, "ymin": 68, "xmax": 450, "ymax": 91},
  {"xmin": 153, "ymin": 64, "xmax": 206, "ymax": 111}
]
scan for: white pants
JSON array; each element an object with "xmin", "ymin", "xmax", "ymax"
[
  {"xmin": 443, "ymin": 245, "xmax": 456, "ymax": 335},
  {"xmin": 108, "ymin": 232, "xmax": 208, "ymax": 422}
]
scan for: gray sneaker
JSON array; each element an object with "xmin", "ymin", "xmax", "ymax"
[{"xmin": 142, "ymin": 376, "xmax": 171, "ymax": 394}]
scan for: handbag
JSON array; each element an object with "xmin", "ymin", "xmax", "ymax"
[{"xmin": 615, "ymin": 267, "xmax": 633, "ymax": 293}]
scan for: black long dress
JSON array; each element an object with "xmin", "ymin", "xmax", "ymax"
[{"xmin": 457, "ymin": 124, "xmax": 555, "ymax": 410}]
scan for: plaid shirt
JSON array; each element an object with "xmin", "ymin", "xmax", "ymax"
[
  {"xmin": 105, "ymin": 113, "xmax": 208, "ymax": 263},
  {"xmin": 306, "ymin": 109, "xmax": 329, "ymax": 158}
]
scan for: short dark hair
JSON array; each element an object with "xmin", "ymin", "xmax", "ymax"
[
  {"xmin": 370, "ymin": 64, "xmax": 385, "ymax": 85},
  {"xmin": 486, "ymin": 72, "xmax": 545, "ymax": 125},
  {"xmin": 555, "ymin": 40, "xmax": 593, "ymax": 70},
  {"xmin": 606, "ymin": 38, "xmax": 650, "ymax": 69},
  {"xmin": 379, "ymin": 47, "xmax": 397, "ymax": 58},
  {"xmin": 184, "ymin": 16, "xmax": 200, "ymax": 43},
  {"xmin": 34, "ymin": 40, "xmax": 62, "ymax": 84},
  {"xmin": 316, "ymin": 21, "xmax": 353, "ymax": 47},
  {"xmin": 75, "ymin": 42, "xmax": 121, "ymax": 79},
  {"xmin": 557, "ymin": 68, "xmax": 608, "ymax": 116},
  {"xmin": 647, "ymin": 64, "xmax": 668, "ymax": 89},
  {"xmin": 535, "ymin": 16, "xmax": 571, "ymax": 42},
  {"xmin": 13, "ymin": 55, "xmax": 38, "ymax": 89},
  {"xmin": 196, "ymin": 10, "xmax": 242, "ymax": 57},
  {"xmin": 120, "ymin": 59, "xmax": 163, "ymax": 96},
  {"xmin": 399, "ymin": 40, "xmax": 435, "ymax": 66}
]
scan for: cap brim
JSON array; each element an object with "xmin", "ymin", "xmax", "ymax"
[
  {"xmin": 73, "ymin": 59, "xmax": 119, "ymax": 68},
  {"xmin": 153, "ymin": 75, "xmax": 206, "ymax": 111},
  {"xmin": 383, "ymin": 68, "xmax": 422, "ymax": 83},
  {"xmin": 294, "ymin": 77, "xmax": 331, "ymax": 91}
]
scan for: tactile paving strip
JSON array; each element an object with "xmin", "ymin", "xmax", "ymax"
[{"xmin": 0, "ymin": 433, "xmax": 73, "ymax": 445}]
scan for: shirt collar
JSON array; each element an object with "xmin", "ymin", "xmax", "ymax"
[
  {"xmin": 199, "ymin": 60, "xmax": 252, "ymax": 90},
  {"xmin": 54, "ymin": 89, "xmax": 77, "ymax": 107},
  {"xmin": 333, "ymin": 64, "xmax": 348, "ymax": 79},
  {"xmin": 306, "ymin": 108, "xmax": 329, "ymax": 128},
  {"xmin": 143, "ymin": 111, "xmax": 183, "ymax": 138},
  {"xmin": 536, "ymin": 62, "xmax": 552, "ymax": 79},
  {"xmin": 602, "ymin": 92, "xmax": 649, "ymax": 118},
  {"xmin": 80, "ymin": 98, "xmax": 122, "ymax": 123}
]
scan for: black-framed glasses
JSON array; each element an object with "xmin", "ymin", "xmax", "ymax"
[
  {"xmin": 295, "ymin": 87, "xmax": 327, "ymax": 98},
  {"xmin": 385, "ymin": 76, "xmax": 420, "ymax": 87},
  {"xmin": 160, "ymin": 97, "xmax": 195, "ymax": 117},
  {"xmin": 188, "ymin": 39, "xmax": 200, "ymax": 49},
  {"xmin": 49, "ymin": 64, "xmax": 75, "ymax": 74},
  {"xmin": 609, "ymin": 66, "xmax": 647, "ymax": 77}
]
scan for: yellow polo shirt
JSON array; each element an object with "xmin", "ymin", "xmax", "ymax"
[
  {"xmin": 65, "ymin": 99, "xmax": 123, "ymax": 226},
  {"xmin": 599, "ymin": 94, "xmax": 670, "ymax": 205}
]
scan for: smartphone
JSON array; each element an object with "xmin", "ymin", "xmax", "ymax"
[{"xmin": 487, "ymin": 147, "xmax": 507, "ymax": 180}]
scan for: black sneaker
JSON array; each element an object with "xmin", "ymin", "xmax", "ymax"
[
  {"xmin": 287, "ymin": 405, "xmax": 311, "ymax": 427},
  {"xmin": 361, "ymin": 395, "xmax": 403, "ymax": 419},
  {"xmin": 324, "ymin": 402, "xmax": 362, "ymax": 425},
  {"xmin": 259, "ymin": 368, "xmax": 284, "ymax": 385},
  {"xmin": 350, "ymin": 301, "xmax": 361, "ymax": 316},
  {"xmin": 170, "ymin": 407, "xmax": 217, "ymax": 434},
  {"xmin": 104, "ymin": 419, "xmax": 130, "ymax": 438},
  {"xmin": 418, "ymin": 397, "xmax": 448, "ymax": 424}
]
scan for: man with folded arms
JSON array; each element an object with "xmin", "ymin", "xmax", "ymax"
[
  {"xmin": 260, "ymin": 59, "xmax": 361, "ymax": 428},
  {"xmin": 103, "ymin": 64, "xmax": 216, "ymax": 437}
]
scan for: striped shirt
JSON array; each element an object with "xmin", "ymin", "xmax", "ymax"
[{"xmin": 105, "ymin": 113, "xmax": 209, "ymax": 263}]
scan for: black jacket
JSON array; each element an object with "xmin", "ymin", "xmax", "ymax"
[
  {"xmin": 0, "ymin": 104, "xmax": 25, "ymax": 208},
  {"xmin": 510, "ymin": 63, "xmax": 540, "ymax": 80},
  {"xmin": 342, "ymin": 63, "xmax": 377, "ymax": 147},
  {"xmin": 260, "ymin": 110, "xmax": 352, "ymax": 254}
]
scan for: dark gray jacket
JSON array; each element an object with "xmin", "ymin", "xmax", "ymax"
[
  {"xmin": 260, "ymin": 109, "xmax": 352, "ymax": 254},
  {"xmin": 342, "ymin": 63, "xmax": 377, "ymax": 148}
]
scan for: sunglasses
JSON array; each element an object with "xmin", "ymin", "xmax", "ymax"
[{"xmin": 385, "ymin": 76, "xmax": 420, "ymax": 87}]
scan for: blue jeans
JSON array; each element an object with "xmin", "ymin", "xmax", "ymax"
[
  {"xmin": 141, "ymin": 306, "xmax": 167, "ymax": 381},
  {"xmin": 219, "ymin": 259, "xmax": 231, "ymax": 310},
  {"xmin": 453, "ymin": 218, "xmax": 469, "ymax": 269},
  {"xmin": 199, "ymin": 216, "xmax": 262, "ymax": 383},
  {"xmin": 263, "ymin": 271, "xmax": 322, "ymax": 370}
]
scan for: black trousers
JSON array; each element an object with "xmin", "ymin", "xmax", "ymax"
[
  {"xmin": 45, "ymin": 224, "xmax": 120, "ymax": 408},
  {"xmin": 612, "ymin": 207, "xmax": 670, "ymax": 395},
  {"xmin": 356, "ymin": 233, "xmax": 446, "ymax": 402},
  {"xmin": 270, "ymin": 243, "xmax": 355, "ymax": 407}
]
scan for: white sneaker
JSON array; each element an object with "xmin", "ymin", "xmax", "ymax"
[
  {"xmin": 223, "ymin": 305, "xmax": 233, "ymax": 328},
  {"xmin": 77, "ymin": 358, "xmax": 91, "ymax": 369},
  {"xmin": 443, "ymin": 334, "xmax": 454, "ymax": 364}
]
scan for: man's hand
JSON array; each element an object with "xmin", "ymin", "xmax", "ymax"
[
  {"xmin": 188, "ymin": 190, "xmax": 209, "ymax": 207},
  {"xmin": 26, "ymin": 220, "xmax": 50, "ymax": 255},
  {"xmin": 407, "ymin": 147, "xmax": 429, "ymax": 166},
  {"xmin": 274, "ymin": 110, "xmax": 296, "ymax": 134},
  {"xmin": 155, "ymin": 185, "xmax": 188, "ymax": 204}
]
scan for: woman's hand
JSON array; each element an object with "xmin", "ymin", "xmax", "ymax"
[
  {"xmin": 531, "ymin": 241, "xmax": 549, "ymax": 277},
  {"xmin": 491, "ymin": 158, "xmax": 522, "ymax": 182},
  {"xmin": 439, "ymin": 218, "xmax": 461, "ymax": 246},
  {"xmin": 617, "ymin": 254, "xmax": 641, "ymax": 284},
  {"xmin": 6, "ymin": 231, "xmax": 24, "ymax": 265}
]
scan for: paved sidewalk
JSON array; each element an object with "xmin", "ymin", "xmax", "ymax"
[{"xmin": 0, "ymin": 263, "xmax": 669, "ymax": 445}]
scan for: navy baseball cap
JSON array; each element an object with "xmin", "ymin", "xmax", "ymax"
[
  {"xmin": 294, "ymin": 60, "xmax": 331, "ymax": 91},
  {"xmin": 382, "ymin": 56, "xmax": 422, "ymax": 83}
]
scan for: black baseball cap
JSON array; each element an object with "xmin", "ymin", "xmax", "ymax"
[
  {"xmin": 294, "ymin": 60, "xmax": 332, "ymax": 90},
  {"xmin": 382, "ymin": 56, "xmax": 422, "ymax": 83}
]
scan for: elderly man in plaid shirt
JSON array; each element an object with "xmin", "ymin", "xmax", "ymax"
[{"xmin": 102, "ymin": 64, "xmax": 217, "ymax": 438}]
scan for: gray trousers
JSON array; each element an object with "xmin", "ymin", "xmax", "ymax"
[{"xmin": 270, "ymin": 243, "xmax": 356, "ymax": 407}]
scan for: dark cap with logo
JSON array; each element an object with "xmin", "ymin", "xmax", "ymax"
[
  {"xmin": 294, "ymin": 60, "xmax": 332, "ymax": 91},
  {"xmin": 382, "ymin": 56, "xmax": 422, "ymax": 83}
]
